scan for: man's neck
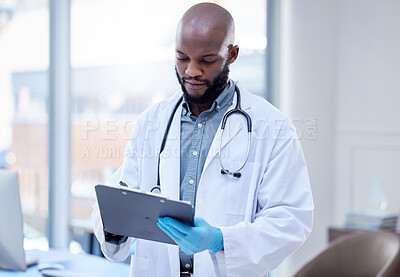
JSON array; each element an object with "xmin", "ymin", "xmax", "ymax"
[{"xmin": 189, "ymin": 102, "xmax": 213, "ymax": 118}]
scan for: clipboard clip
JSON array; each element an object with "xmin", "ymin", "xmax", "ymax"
[{"xmin": 119, "ymin": 181, "xmax": 167, "ymax": 199}]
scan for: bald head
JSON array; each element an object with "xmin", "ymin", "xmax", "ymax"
[
  {"xmin": 174, "ymin": 3, "xmax": 239, "ymax": 112},
  {"xmin": 177, "ymin": 2, "xmax": 235, "ymax": 47}
]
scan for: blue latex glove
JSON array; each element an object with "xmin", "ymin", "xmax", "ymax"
[{"xmin": 157, "ymin": 217, "xmax": 224, "ymax": 255}]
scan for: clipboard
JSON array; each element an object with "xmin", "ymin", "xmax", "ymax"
[{"xmin": 95, "ymin": 184, "xmax": 194, "ymax": 245}]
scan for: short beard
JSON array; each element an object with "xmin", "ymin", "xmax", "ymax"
[{"xmin": 175, "ymin": 60, "xmax": 230, "ymax": 105}]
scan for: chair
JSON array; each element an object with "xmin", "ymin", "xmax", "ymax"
[{"xmin": 294, "ymin": 230, "xmax": 400, "ymax": 277}]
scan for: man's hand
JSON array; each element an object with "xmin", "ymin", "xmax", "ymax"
[
  {"xmin": 157, "ymin": 217, "xmax": 224, "ymax": 255},
  {"xmin": 104, "ymin": 230, "xmax": 128, "ymax": 245}
]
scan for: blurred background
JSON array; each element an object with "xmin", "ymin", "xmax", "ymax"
[{"xmin": 0, "ymin": 0, "xmax": 399, "ymax": 276}]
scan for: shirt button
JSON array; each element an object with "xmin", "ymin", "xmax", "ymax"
[
  {"xmin": 197, "ymin": 123, "xmax": 203, "ymax": 128},
  {"xmin": 192, "ymin": 151, "xmax": 198, "ymax": 156},
  {"xmin": 185, "ymin": 263, "xmax": 190, "ymax": 268},
  {"xmin": 189, "ymin": 179, "xmax": 194, "ymax": 185}
]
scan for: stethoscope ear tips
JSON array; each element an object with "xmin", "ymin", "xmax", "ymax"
[{"xmin": 220, "ymin": 169, "xmax": 241, "ymax": 178}]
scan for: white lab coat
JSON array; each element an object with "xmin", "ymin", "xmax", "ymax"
[{"xmin": 92, "ymin": 82, "xmax": 314, "ymax": 277}]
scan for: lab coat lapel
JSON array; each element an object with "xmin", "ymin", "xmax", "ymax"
[
  {"xmin": 158, "ymin": 97, "xmax": 182, "ymax": 276},
  {"xmin": 158, "ymin": 102, "xmax": 182, "ymax": 201}
]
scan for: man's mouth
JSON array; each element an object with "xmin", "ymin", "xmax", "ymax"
[{"xmin": 184, "ymin": 80, "xmax": 207, "ymax": 90}]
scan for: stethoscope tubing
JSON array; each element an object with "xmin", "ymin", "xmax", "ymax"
[
  {"xmin": 152, "ymin": 84, "xmax": 252, "ymax": 193},
  {"xmin": 219, "ymin": 131, "xmax": 251, "ymax": 178}
]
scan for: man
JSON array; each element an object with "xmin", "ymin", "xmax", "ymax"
[{"xmin": 92, "ymin": 3, "xmax": 313, "ymax": 277}]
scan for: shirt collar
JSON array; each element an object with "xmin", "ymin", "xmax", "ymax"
[{"xmin": 182, "ymin": 79, "xmax": 235, "ymax": 116}]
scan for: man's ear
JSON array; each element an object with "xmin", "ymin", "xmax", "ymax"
[{"xmin": 229, "ymin": 45, "xmax": 239, "ymax": 63}]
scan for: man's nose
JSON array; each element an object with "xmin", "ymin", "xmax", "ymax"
[{"xmin": 185, "ymin": 62, "xmax": 202, "ymax": 78}]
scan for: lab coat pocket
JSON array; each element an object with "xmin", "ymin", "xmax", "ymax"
[
  {"xmin": 130, "ymin": 255, "xmax": 149, "ymax": 277},
  {"xmin": 226, "ymin": 161, "xmax": 260, "ymax": 216}
]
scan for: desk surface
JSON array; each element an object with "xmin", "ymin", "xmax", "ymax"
[{"xmin": 0, "ymin": 249, "xmax": 129, "ymax": 277}]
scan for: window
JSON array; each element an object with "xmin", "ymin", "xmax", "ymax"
[{"xmin": 0, "ymin": 0, "xmax": 49, "ymax": 250}]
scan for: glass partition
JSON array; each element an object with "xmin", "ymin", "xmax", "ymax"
[{"xmin": 0, "ymin": 0, "xmax": 49, "ymax": 250}]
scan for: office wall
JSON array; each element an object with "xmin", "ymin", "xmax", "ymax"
[
  {"xmin": 269, "ymin": 0, "xmax": 400, "ymax": 275},
  {"xmin": 334, "ymin": 0, "xmax": 400, "ymax": 223},
  {"xmin": 270, "ymin": 0, "xmax": 338, "ymax": 274}
]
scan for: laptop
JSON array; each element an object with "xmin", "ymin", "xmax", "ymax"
[{"xmin": 0, "ymin": 170, "xmax": 38, "ymax": 271}]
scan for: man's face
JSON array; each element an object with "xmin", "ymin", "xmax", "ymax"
[
  {"xmin": 175, "ymin": 26, "xmax": 232, "ymax": 105},
  {"xmin": 175, "ymin": 60, "xmax": 230, "ymax": 105}
]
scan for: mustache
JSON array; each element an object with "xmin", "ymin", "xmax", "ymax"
[{"xmin": 181, "ymin": 76, "xmax": 211, "ymax": 87}]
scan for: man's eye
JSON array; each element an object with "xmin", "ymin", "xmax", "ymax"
[
  {"xmin": 177, "ymin": 57, "xmax": 188, "ymax": 61},
  {"xmin": 202, "ymin": 60, "xmax": 216, "ymax": 64}
]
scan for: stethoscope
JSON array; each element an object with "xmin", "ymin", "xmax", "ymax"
[{"xmin": 151, "ymin": 85, "xmax": 252, "ymax": 193}]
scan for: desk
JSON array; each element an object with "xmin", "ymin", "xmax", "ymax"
[{"xmin": 0, "ymin": 249, "xmax": 129, "ymax": 277}]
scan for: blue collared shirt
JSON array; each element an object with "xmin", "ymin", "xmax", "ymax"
[{"xmin": 179, "ymin": 80, "xmax": 235, "ymax": 271}]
